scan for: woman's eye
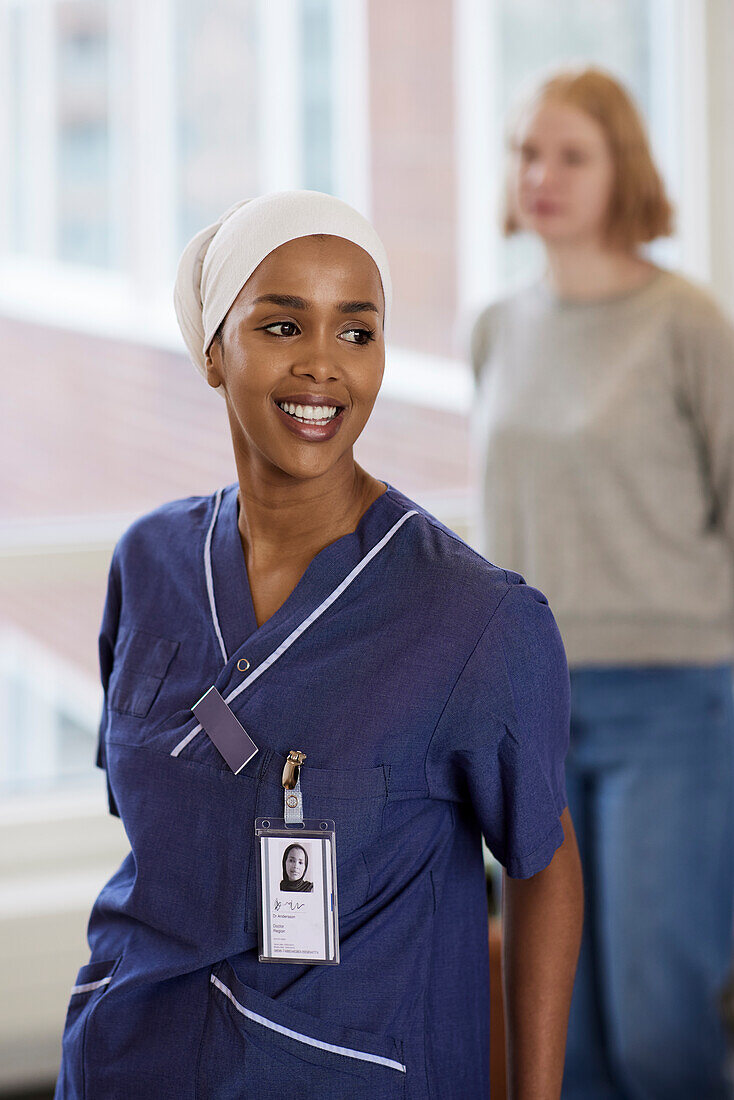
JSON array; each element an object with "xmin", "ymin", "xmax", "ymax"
[
  {"xmin": 341, "ymin": 327, "xmax": 374, "ymax": 345},
  {"xmin": 562, "ymin": 150, "xmax": 587, "ymax": 166},
  {"xmin": 264, "ymin": 321, "xmax": 300, "ymax": 337}
]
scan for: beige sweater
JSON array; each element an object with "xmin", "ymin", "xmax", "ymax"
[{"xmin": 470, "ymin": 268, "xmax": 734, "ymax": 666}]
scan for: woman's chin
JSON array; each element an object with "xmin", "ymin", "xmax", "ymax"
[
  {"xmin": 270, "ymin": 452, "xmax": 349, "ymax": 484},
  {"xmin": 519, "ymin": 214, "xmax": 596, "ymax": 246}
]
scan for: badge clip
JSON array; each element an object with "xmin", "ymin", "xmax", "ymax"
[
  {"xmin": 282, "ymin": 749, "xmax": 307, "ymax": 825},
  {"xmin": 282, "ymin": 749, "xmax": 307, "ymax": 789}
]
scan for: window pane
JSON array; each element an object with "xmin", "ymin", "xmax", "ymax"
[
  {"xmin": 174, "ymin": 0, "xmax": 260, "ymax": 256},
  {"xmin": 498, "ymin": 0, "xmax": 651, "ymax": 115},
  {"xmin": 301, "ymin": 0, "xmax": 333, "ymax": 192},
  {"xmin": 7, "ymin": 6, "xmax": 24, "ymax": 253},
  {"xmin": 55, "ymin": 0, "xmax": 113, "ymax": 267},
  {"xmin": 0, "ymin": 627, "xmax": 101, "ymax": 797}
]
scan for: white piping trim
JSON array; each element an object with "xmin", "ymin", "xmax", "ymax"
[
  {"xmin": 171, "ymin": 508, "xmax": 419, "ymax": 757},
  {"xmin": 71, "ymin": 976, "xmax": 111, "ymax": 995},
  {"xmin": 210, "ymin": 975, "xmax": 406, "ymax": 1073},
  {"xmin": 205, "ymin": 488, "xmax": 228, "ymax": 664}
]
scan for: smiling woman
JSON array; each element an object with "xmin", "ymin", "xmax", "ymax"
[
  {"xmin": 53, "ymin": 189, "xmax": 582, "ymax": 1100},
  {"xmin": 205, "ymin": 233, "xmax": 385, "ymax": 488}
]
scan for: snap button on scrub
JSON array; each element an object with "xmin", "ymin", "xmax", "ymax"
[{"xmin": 237, "ymin": 658, "xmax": 250, "ymax": 672}]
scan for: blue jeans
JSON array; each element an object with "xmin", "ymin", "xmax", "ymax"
[{"xmin": 561, "ymin": 664, "xmax": 734, "ymax": 1100}]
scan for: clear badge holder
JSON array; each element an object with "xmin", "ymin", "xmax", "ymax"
[
  {"xmin": 256, "ymin": 818, "xmax": 339, "ymax": 965},
  {"xmin": 255, "ymin": 750, "xmax": 339, "ymax": 965}
]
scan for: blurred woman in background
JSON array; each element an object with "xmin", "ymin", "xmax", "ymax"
[{"xmin": 471, "ymin": 66, "xmax": 734, "ymax": 1099}]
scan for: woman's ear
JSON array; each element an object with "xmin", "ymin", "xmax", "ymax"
[{"xmin": 204, "ymin": 342, "xmax": 224, "ymax": 390}]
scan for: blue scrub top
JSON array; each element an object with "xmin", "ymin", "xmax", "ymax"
[{"xmin": 55, "ymin": 481, "xmax": 569, "ymax": 1100}]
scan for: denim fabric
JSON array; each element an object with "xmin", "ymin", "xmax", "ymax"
[
  {"xmin": 561, "ymin": 664, "xmax": 734, "ymax": 1100},
  {"xmin": 53, "ymin": 482, "xmax": 570, "ymax": 1099}
]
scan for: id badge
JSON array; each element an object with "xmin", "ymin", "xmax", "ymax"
[{"xmin": 256, "ymin": 818, "xmax": 339, "ymax": 965}]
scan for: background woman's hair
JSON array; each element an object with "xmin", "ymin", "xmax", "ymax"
[{"xmin": 501, "ymin": 65, "xmax": 675, "ymax": 250}]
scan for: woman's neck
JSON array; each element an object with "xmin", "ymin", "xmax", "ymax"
[
  {"xmin": 542, "ymin": 238, "xmax": 658, "ymax": 302},
  {"xmin": 235, "ymin": 459, "xmax": 386, "ymax": 570}
]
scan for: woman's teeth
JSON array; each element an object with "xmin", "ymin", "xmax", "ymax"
[{"xmin": 277, "ymin": 402, "xmax": 339, "ymax": 423}]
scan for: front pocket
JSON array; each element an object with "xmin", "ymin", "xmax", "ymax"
[
  {"xmin": 65, "ymin": 955, "xmax": 121, "ymax": 1029},
  {"xmin": 196, "ymin": 962, "xmax": 406, "ymax": 1100},
  {"xmin": 109, "ymin": 629, "xmax": 179, "ymax": 717},
  {"xmin": 58, "ymin": 956, "xmax": 122, "ymax": 1095}
]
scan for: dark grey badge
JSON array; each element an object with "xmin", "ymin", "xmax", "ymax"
[{"xmin": 191, "ymin": 686, "xmax": 258, "ymax": 773}]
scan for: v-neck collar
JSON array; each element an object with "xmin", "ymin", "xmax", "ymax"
[{"xmin": 209, "ymin": 480, "xmax": 408, "ymax": 660}]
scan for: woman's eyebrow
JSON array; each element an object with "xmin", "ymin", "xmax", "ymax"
[{"xmin": 253, "ymin": 293, "xmax": 379, "ymax": 314}]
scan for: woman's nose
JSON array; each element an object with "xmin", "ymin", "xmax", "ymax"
[
  {"xmin": 527, "ymin": 160, "xmax": 551, "ymax": 186},
  {"xmin": 292, "ymin": 345, "xmax": 340, "ymax": 381}
]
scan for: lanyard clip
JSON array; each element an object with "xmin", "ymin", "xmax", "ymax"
[
  {"xmin": 282, "ymin": 750, "xmax": 306, "ymax": 826},
  {"xmin": 282, "ymin": 749, "xmax": 307, "ymax": 791}
]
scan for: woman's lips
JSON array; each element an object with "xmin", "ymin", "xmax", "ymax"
[
  {"xmin": 532, "ymin": 200, "xmax": 564, "ymax": 215},
  {"xmin": 273, "ymin": 399, "xmax": 346, "ymax": 441}
]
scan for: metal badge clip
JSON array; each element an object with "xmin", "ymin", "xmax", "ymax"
[{"xmin": 282, "ymin": 749, "xmax": 307, "ymax": 790}]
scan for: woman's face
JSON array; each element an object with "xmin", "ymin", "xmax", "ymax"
[
  {"xmin": 509, "ymin": 99, "xmax": 615, "ymax": 246},
  {"xmin": 285, "ymin": 847, "xmax": 306, "ymax": 881},
  {"xmin": 205, "ymin": 234, "xmax": 385, "ymax": 484}
]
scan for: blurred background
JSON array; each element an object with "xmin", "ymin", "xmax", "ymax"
[{"xmin": 1, "ymin": 0, "xmax": 733, "ymax": 1093}]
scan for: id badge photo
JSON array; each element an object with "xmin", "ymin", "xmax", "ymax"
[{"xmin": 256, "ymin": 818, "xmax": 339, "ymax": 965}]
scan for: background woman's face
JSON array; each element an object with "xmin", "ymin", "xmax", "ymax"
[
  {"xmin": 510, "ymin": 99, "xmax": 615, "ymax": 246},
  {"xmin": 285, "ymin": 847, "xmax": 306, "ymax": 881},
  {"xmin": 205, "ymin": 234, "xmax": 385, "ymax": 484}
]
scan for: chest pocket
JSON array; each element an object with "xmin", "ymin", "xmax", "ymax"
[
  {"xmin": 109, "ymin": 629, "xmax": 179, "ymax": 718},
  {"xmin": 253, "ymin": 758, "xmax": 387, "ymax": 921}
]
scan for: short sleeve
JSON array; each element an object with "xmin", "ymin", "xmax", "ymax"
[
  {"xmin": 96, "ymin": 548, "xmax": 122, "ymax": 818},
  {"xmin": 426, "ymin": 581, "xmax": 570, "ymax": 878}
]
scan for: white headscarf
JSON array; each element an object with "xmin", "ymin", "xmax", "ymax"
[{"xmin": 173, "ymin": 189, "xmax": 392, "ymax": 392}]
